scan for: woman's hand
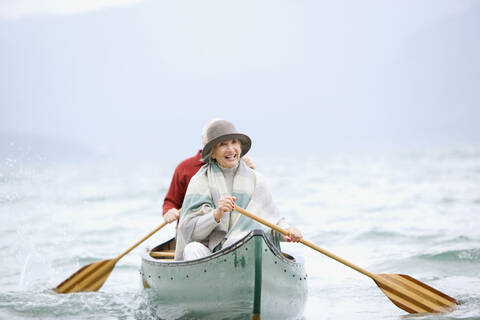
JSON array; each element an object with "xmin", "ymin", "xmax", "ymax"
[
  {"xmin": 214, "ymin": 196, "xmax": 237, "ymax": 223},
  {"xmin": 284, "ymin": 226, "xmax": 303, "ymax": 242}
]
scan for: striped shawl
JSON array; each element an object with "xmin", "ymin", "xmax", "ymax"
[{"xmin": 175, "ymin": 161, "xmax": 285, "ymax": 260}]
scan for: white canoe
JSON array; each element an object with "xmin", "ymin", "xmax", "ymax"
[{"xmin": 141, "ymin": 229, "xmax": 308, "ymax": 319}]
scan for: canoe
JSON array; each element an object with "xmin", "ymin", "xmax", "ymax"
[{"xmin": 140, "ymin": 229, "xmax": 308, "ymax": 319}]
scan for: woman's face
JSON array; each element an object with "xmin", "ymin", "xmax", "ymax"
[{"xmin": 211, "ymin": 139, "xmax": 242, "ymax": 168}]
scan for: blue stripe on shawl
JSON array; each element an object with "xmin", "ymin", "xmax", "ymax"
[
  {"xmin": 210, "ymin": 163, "xmax": 223, "ymax": 173},
  {"xmin": 182, "ymin": 193, "xmax": 214, "ymax": 213},
  {"xmin": 232, "ymin": 192, "xmax": 251, "ymax": 209}
]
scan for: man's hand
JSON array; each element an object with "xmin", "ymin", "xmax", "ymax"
[
  {"xmin": 242, "ymin": 156, "xmax": 256, "ymax": 170},
  {"xmin": 164, "ymin": 208, "xmax": 180, "ymax": 224}
]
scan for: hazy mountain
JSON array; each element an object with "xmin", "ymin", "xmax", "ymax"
[
  {"xmin": 0, "ymin": 131, "xmax": 94, "ymax": 161},
  {"xmin": 0, "ymin": 1, "xmax": 478, "ymax": 157},
  {"xmin": 374, "ymin": 3, "xmax": 480, "ymax": 144}
]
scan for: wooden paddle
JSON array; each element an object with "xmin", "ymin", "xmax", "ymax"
[
  {"xmin": 55, "ymin": 221, "xmax": 168, "ymax": 294},
  {"xmin": 234, "ymin": 205, "xmax": 459, "ymax": 314}
]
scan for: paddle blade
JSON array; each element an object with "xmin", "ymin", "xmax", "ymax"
[
  {"xmin": 55, "ymin": 259, "xmax": 117, "ymax": 294},
  {"xmin": 374, "ymin": 274, "xmax": 459, "ymax": 314}
]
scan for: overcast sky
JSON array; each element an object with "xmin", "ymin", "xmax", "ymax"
[{"xmin": 1, "ymin": 0, "xmax": 479, "ymax": 159}]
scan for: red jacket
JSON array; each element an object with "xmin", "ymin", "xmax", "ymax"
[{"xmin": 163, "ymin": 150, "xmax": 205, "ymax": 214}]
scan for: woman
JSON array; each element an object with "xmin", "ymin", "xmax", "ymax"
[{"xmin": 175, "ymin": 120, "xmax": 302, "ymax": 261}]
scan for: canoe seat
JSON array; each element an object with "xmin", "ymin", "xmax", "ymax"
[
  {"xmin": 282, "ymin": 252, "xmax": 296, "ymax": 262},
  {"xmin": 150, "ymin": 251, "xmax": 175, "ymax": 259}
]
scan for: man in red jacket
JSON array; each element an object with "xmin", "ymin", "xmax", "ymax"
[{"xmin": 162, "ymin": 119, "xmax": 255, "ymax": 223}]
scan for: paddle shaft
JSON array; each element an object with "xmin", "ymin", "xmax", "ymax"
[
  {"xmin": 114, "ymin": 221, "xmax": 168, "ymax": 262},
  {"xmin": 234, "ymin": 205, "xmax": 376, "ymax": 279},
  {"xmin": 234, "ymin": 205, "xmax": 460, "ymax": 314}
]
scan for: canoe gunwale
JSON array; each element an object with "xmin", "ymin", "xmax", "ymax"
[{"xmin": 142, "ymin": 229, "xmax": 300, "ymax": 267}]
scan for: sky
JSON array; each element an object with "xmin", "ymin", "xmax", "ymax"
[{"xmin": 0, "ymin": 0, "xmax": 479, "ymax": 160}]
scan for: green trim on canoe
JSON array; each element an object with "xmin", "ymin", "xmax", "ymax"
[{"xmin": 253, "ymin": 236, "xmax": 263, "ymax": 316}]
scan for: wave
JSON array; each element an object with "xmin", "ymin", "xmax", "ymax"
[
  {"xmin": 418, "ymin": 248, "xmax": 480, "ymax": 263},
  {"xmin": 350, "ymin": 229, "xmax": 406, "ymax": 241},
  {"xmin": 348, "ymin": 228, "xmax": 446, "ymax": 243},
  {"xmin": 372, "ymin": 247, "xmax": 480, "ymax": 275}
]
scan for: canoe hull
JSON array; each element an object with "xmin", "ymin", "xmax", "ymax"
[{"xmin": 141, "ymin": 230, "xmax": 308, "ymax": 319}]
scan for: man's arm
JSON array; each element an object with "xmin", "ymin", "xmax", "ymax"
[{"xmin": 162, "ymin": 168, "xmax": 186, "ymax": 223}]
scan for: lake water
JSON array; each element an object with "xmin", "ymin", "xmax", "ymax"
[{"xmin": 1, "ymin": 144, "xmax": 479, "ymax": 319}]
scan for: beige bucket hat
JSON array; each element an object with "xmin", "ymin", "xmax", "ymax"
[{"xmin": 201, "ymin": 120, "xmax": 251, "ymax": 161}]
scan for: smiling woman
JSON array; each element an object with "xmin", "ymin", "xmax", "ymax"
[
  {"xmin": 201, "ymin": 120, "xmax": 251, "ymax": 165},
  {"xmin": 174, "ymin": 119, "xmax": 303, "ymax": 262},
  {"xmin": 211, "ymin": 139, "xmax": 242, "ymax": 168}
]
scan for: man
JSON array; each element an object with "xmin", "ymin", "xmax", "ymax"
[{"xmin": 162, "ymin": 119, "xmax": 255, "ymax": 223}]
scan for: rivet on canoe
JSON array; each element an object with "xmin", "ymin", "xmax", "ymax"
[
  {"xmin": 274, "ymin": 261, "xmax": 277, "ymax": 264},
  {"xmin": 284, "ymin": 269, "xmax": 287, "ymax": 272},
  {"xmin": 204, "ymin": 269, "xmax": 207, "ymax": 273},
  {"xmin": 264, "ymin": 249, "xmax": 267, "ymax": 252},
  {"xmin": 292, "ymin": 275, "xmax": 295, "ymax": 278},
  {"xmin": 224, "ymin": 259, "xmax": 227, "ymax": 262},
  {"xmin": 245, "ymin": 247, "xmax": 248, "ymax": 251},
  {"xmin": 158, "ymin": 276, "xmax": 161, "ymax": 279},
  {"xmin": 186, "ymin": 275, "xmax": 189, "ymax": 278},
  {"xmin": 171, "ymin": 277, "xmax": 174, "ymax": 280},
  {"xmin": 148, "ymin": 275, "xmax": 151, "ymax": 278}
]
